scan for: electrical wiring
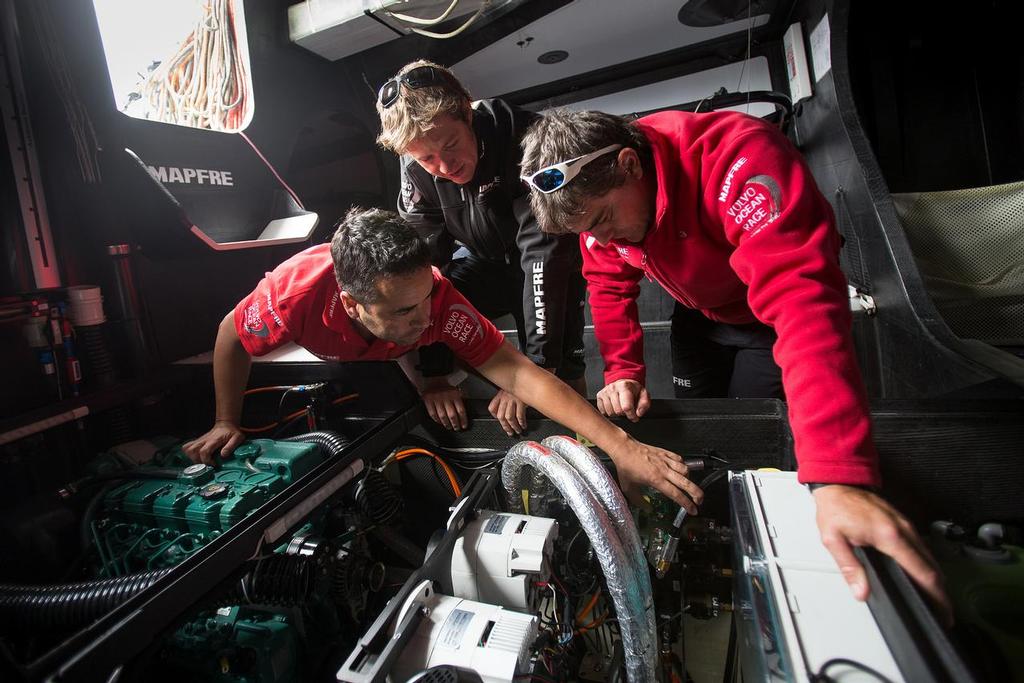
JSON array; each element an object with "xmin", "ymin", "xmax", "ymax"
[
  {"xmin": 811, "ymin": 658, "xmax": 897, "ymax": 683},
  {"xmin": 385, "ymin": 0, "xmax": 460, "ymax": 26},
  {"xmin": 385, "ymin": 448, "xmax": 461, "ymax": 496},
  {"xmin": 242, "ymin": 386, "xmax": 295, "ymax": 396},
  {"xmin": 390, "ymin": 436, "xmax": 505, "ymax": 465},
  {"xmin": 142, "ymin": 0, "xmax": 249, "ymax": 132},
  {"xmin": 401, "ymin": 1, "xmax": 491, "ymax": 39},
  {"xmin": 576, "ymin": 611, "xmax": 608, "ymax": 634},
  {"xmin": 395, "ymin": 451, "xmax": 460, "ymax": 496},
  {"xmin": 548, "ymin": 570, "xmax": 568, "ymax": 597},
  {"xmin": 270, "ymin": 410, "xmax": 311, "ymax": 439},
  {"xmin": 576, "ymin": 591, "xmax": 600, "ymax": 624},
  {"xmin": 278, "ymin": 387, "xmax": 304, "ymax": 423},
  {"xmin": 454, "ymin": 459, "xmax": 504, "ymax": 471},
  {"xmin": 239, "ymin": 392, "xmax": 359, "ymax": 434}
]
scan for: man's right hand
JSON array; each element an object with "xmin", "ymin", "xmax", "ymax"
[
  {"xmin": 612, "ymin": 439, "xmax": 704, "ymax": 514},
  {"xmin": 596, "ymin": 379, "xmax": 651, "ymax": 422},
  {"xmin": 183, "ymin": 420, "xmax": 245, "ymax": 464},
  {"xmin": 422, "ymin": 380, "xmax": 468, "ymax": 431}
]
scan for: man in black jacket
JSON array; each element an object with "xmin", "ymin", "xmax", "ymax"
[{"xmin": 376, "ymin": 60, "xmax": 586, "ymax": 436}]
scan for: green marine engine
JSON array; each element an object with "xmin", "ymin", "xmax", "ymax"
[
  {"xmin": 92, "ymin": 439, "xmax": 324, "ymax": 573},
  {"xmin": 80, "ymin": 437, "xmax": 393, "ymax": 682}
]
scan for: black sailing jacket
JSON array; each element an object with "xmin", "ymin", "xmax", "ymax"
[{"xmin": 397, "ymin": 98, "xmax": 582, "ymax": 368}]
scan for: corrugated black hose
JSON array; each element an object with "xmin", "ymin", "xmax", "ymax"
[
  {"xmin": 282, "ymin": 430, "xmax": 350, "ymax": 459},
  {"xmin": 0, "ymin": 568, "xmax": 173, "ymax": 631},
  {"xmin": 0, "ymin": 553, "xmax": 321, "ymax": 632}
]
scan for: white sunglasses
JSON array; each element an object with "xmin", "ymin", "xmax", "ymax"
[{"xmin": 521, "ymin": 144, "xmax": 622, "ymax": 194}]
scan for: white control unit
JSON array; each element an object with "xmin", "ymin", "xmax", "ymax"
[
  {"xmin": 389, "ymin": 590, "xmax": 538, "ymax": 683},
  {"xmin": 450, "ymin": 510, "xmax": 558, "ymax": 611}
]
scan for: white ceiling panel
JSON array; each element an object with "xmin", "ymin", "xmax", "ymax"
[
  {"xmin": 453, "ymin": 0, "xmax": 770, "ymax": 98},
  {"xmin": 558, "ymin": 57, "xmax": 774, "ymax": 117}
]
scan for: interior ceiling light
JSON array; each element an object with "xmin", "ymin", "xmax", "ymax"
[{"xmin": 537, "ymin": 50, "xmax": 568, "ymax": 64}]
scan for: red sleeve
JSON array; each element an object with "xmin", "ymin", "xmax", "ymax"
[
  {"xmin": 233, "ymin": 271, "xmax": 297, "ymax": 357},
  {"xmin": 581, "ymin": 234, "xmax": 647, "ymax": 385},
  {"xmin": 426, "ymin": 277, "xmax": 505, "ymax": 367},
  {"xmin": 711, "ymin": 127, "xmax": 880, "ymax": 486}
]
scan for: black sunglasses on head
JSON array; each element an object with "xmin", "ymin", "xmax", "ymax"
[{"xmin": 378, "ymin": 66, "xmax": 447, "ymax": 109}]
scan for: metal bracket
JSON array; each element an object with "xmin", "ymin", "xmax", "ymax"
[{"xmin": 848, "ymin": 285, "xmax": 877, "ymax": 315}]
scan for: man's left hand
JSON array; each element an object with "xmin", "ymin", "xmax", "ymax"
[
  {"xmin": 488, "ymin": 389, "xmax": 527, "ymax": 436},
  {"xmin": 421, "ymin": 380, "xmax": 467, "ymax": 431},
  {"xmin": 813, "ymin": 484, "xmax": 953, "ymax": 625}
]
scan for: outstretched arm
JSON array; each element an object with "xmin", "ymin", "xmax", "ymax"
[
  {"xmin": 476, "ymin": 342, "xmax": 703, "ymax": 513},
  {"xmin": 183, "ymin": 313, "xmax": 252, "ymax": 464}
]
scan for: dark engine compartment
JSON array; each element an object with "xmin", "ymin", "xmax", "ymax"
[{"xmin": 0, "ymin": 362, "xmax": 1021, "ymax": 682}]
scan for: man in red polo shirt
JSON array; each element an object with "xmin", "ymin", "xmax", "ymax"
[
  {"xmin": 183, "ymin": 208, "xmax": 703, "ymax": 514},
  {"xmin": 520, "ymin": 110, "xmax": 950, "ymax": 617}
]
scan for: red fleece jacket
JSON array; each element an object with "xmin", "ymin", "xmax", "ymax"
[{"xmin": 582, "ymin": 111, "xmax": 880, "ymax": 486}]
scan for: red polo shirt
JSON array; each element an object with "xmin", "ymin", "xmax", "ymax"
[{"xmin": 234, "ymin": 244, "xmax": 504, "ymax": 366}]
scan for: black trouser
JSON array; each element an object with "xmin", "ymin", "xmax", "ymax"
[
  {"xmin": 669, "ymin": 303, "xmax": 783, "ymax": 399},
  {"xmin": 419, "ymin": 253, "xmax": 586, "ymax": 380}
]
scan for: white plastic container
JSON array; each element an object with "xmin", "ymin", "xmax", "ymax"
[{"xmin": 66, "ymin": 286, "xmax": 105, "ymax": 326}]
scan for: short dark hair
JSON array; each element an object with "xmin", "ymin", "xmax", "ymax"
[
  {"xmin": 520, "ymin": 110, "xmax": 653, "ymax": 234},
  {"xmin": 330, "ymin": 207, "xmax": 431, "ymax": 302}
]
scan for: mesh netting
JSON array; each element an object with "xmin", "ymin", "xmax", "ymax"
[{"xmin": 892, "ymin": 181, "xmax": 1024, "ymax": 345}]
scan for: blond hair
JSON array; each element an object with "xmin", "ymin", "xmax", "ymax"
[{"xmin": 376, "ymin": 60, "xmax": 472, "ymax": 154}]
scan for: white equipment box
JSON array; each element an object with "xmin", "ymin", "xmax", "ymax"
[
  {"xmin": 730, "ymin": 471, "xmax": 905, "ymax": 682},
  {"xmin": 450, "ymin": 510, "xmax": 558, "ymax": 611},
  {"xmin": 388, "ymin": 586, "xmax": 537, "ymax": 683}
]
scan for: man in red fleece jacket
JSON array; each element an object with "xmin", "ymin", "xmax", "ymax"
[{"xmin": 520, "ymin": 109, "xmax": 949, "ymax": 615}]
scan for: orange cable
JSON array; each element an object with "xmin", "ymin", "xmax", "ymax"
[
  {"xmin": 576, "ymin": 591, "xmax": 600, "ymax": 624},
  {"xmin": 243, "ymin": 385, "xmax": 294, "ymax": 396},
  {"xmin": 240, "ymin": 392, "xmax": 358, "ymax": 432},
  {"xmin": 576, "ymin": 611, "xmax": 609, "ymax": 634},
  {"xmin": 394, "ymin": 448, "xmax": 461, "ymax": 496}
]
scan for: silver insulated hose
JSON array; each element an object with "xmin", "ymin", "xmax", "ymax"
[
  {"xmin": 502, "ymin": 441, "xmax": 656, "ymax": 683},
  {"xmin": 540, "ymin": 435, "xmax": 657, "ymax": 657}
]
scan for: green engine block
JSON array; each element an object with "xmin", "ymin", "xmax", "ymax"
[{"xmin": 94, "ymin": 439, "xmax": 325, "ymax": 573}]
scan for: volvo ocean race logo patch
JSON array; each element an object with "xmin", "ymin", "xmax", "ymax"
[
  {"xmin": 243, "ymin": 302, "xmax": 268, "ymax": 337},
  {"xmin": 442, "ymin": 304, "xmax": 485, "ymax": 345},
  {"xmin": 727, "ymin": 174, "xmax": 782, "ymax": 237}
]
